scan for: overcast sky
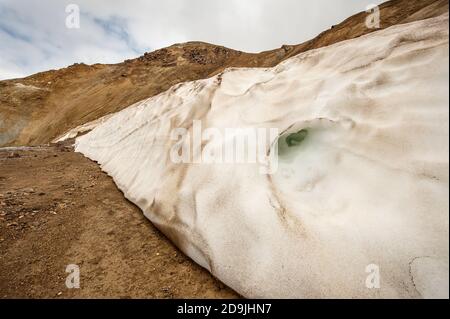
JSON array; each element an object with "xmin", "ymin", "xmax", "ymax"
[{"xmin": 0, "ymin": 0, "xmax": 382, "ymax": 80}]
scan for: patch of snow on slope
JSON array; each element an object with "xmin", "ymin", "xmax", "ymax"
[{"xmin": 14, "ymin": 83, "xmax": 48, "ymax": 91}]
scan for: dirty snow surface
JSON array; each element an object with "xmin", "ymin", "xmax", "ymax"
[{"xmin": 76, "ymin": 14, "xmax": 449, "ymax": 298}]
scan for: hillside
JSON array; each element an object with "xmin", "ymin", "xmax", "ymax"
[{"xmin": 0, "ymin": 0, "xmax": 448, "ymax": 147}]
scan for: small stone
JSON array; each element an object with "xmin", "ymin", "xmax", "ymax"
[{"xmin": 7, "ymin": 152, "xmax": 20, "ymax": 158}]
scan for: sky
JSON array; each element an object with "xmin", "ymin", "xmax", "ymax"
[{"xmin": 0, "ymin": 0, "xmax": 382, "ymax": 80}]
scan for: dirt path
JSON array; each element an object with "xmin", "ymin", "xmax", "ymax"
[{"xmin": 0, "ymin": 145, "xmax": 238, "ymax": 298}]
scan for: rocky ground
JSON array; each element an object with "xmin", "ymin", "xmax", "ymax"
[{"xmin": 0, "ymin": 145, "xmax": 238, "ymax": 298}]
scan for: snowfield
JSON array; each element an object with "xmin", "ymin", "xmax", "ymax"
[{"xmin": 75, "ymin": 14, "xmax": 449, "ymax": 298}]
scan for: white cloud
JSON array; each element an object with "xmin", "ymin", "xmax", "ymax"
[{"xmin": 0, "ymin": 0, "xmax": 382, "ymax": 80}]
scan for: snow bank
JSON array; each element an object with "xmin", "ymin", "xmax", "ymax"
[{"xmin": 76, "ymin": 14, "xmax": 449, "ymax": 298}]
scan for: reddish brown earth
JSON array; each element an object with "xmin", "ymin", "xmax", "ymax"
[{"xmin": 0, "ymin": 146, "xmax": 238, "ymax": 298}]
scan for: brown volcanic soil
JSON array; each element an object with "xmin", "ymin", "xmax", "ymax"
[
  {"xmin": 0, "ymin": 0, "xmax": 447, "ymax": 147},
  {"xmin": 0, "ymin": 145, "xmax": 238, "ymax": 298}
]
